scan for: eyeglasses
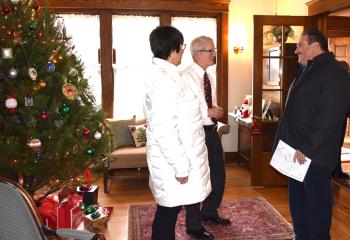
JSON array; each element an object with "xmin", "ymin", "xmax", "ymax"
[
  {"xmin": 197, "ymin": 48, "xmax": 217, "ymax": 53},
  {"xmin": 181, "ymin": 44, "xmax": 186, "ymax": 50}
]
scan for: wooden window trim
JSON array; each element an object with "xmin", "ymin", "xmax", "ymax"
[{"xmin": 44, "ymin": 0, "xmax": 229, "ymax": 122}]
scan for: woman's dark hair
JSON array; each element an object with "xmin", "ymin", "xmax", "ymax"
[
  {"xmin": 149, "ymin": 25, "xmax": 184, "ymax": 60},
  {"xmin": 303, "ymin": 28, "xmax": 328, "ymax": 52}
]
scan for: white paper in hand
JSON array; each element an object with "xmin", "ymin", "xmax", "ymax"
[{"xmin": 270, "ymin": 140, "xmax": 311, "ymax": 182}]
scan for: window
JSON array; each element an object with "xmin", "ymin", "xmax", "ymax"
[
  {"xmin": 58, "ymin": 14, "xmax": 102, "ymax": 105},
  {"xmin": 172, "ymin": 17, "xmax": 217, "ymax": 73},
  {"xmin": 112, "ymin": 15, "xmax": 160, "ymax": 119}
]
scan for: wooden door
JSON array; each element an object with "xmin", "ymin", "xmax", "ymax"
[{"xmin": 251, "ymin": 15, "xmax": 314, "ymax": 187}]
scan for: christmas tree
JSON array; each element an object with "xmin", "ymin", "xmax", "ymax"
[{"xmin": 0, "ymin": 0, "xmax": 112, "ymax": 200}]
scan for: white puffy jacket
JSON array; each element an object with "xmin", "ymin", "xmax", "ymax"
[{"xmin": 143, "ymin": 58, "xmax": 211, "ymax": 207}]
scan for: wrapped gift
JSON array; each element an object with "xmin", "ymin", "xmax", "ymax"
[
  {"xmin": 58, "ymin": 187, "xmax": 77, "ymax": 203},
  {"xmin": 77, "ymin": 185, "xmax": 98, "ymax": 206},
  {"xmin": 84, "ymin": 212, "xmax": 108, "ymax": 233},
  {"xmin": 57, "ymin": 194, "xmax": 84, "ymax": 229},
  {"xmin": 38, "ymin": 195, "xmax": 59, "ymax": 229},
  {"xmin": 83, "ymin": 206, "xmax": 113, "ymax": 233}
]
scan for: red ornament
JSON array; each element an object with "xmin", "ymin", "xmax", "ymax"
[
  {"xmin": 2, "ymin": 5, "xmax": 11, "ymax": 15},
  {"xmin": 71, "ymin": 54, "xmax": 77, "ymax": 61},
  {"xmin": 39, "ymin": 112, "xmax": 49, "ymax": 121},
  {"xmin": 83, "ymin": 128, "xmax": 91, "ymax": 136},
  {"xmin": 33, "ymin": 1, "xmax": 40, "ymax": 10}
]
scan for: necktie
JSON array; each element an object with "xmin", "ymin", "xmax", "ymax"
[
  {"xmin": 203, "ymin": 72, "xmax": 213, "ymax": 108},
  {"xmin": 204, "ymin": 72, "xmax": 217, "ymax": 123}
]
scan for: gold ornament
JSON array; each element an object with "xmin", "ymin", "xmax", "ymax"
[{"xmin": 39, "ymin": 80, "xmax": 46, "ymax": 88}]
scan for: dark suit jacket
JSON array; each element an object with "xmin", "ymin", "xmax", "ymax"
[{"xmin": 273, "ymin": 52, "xmax": 350, "ymax": 168}]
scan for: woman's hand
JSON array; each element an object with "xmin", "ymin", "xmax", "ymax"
[{"xmin": 176, "ymin": 176, "xmax": 188, "ymax": 184}]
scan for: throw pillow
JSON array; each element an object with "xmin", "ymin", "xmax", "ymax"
[
  {"xmin": 128, "ymin": 124, "xmax": 147, "ymax": 148},
  {"xmin": 107, "ymin": 116, "xmax": 136, "ymax": 148}
]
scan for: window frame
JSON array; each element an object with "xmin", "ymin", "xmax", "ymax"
[{"xmin": 46, "ymin": 0, "xmax": 229, "ymax": 123}]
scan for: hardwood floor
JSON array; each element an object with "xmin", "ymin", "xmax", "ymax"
[{"xmin": 96, "ymin": 162, "xmax": 350, "ymax": 240}]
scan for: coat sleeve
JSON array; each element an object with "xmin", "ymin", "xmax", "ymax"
[{"xmin": 149, "ymin": 76, "xmax": 191, "ymax": 177}]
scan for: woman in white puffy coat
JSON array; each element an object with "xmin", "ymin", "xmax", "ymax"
[{"xmin": 144, "ymin": 26, "xmax": 211, "ymax": 240}]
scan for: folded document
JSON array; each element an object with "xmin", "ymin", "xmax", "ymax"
[{"xmin": 270, "ymin": 140, "xmax": 311, "ymax": 182}]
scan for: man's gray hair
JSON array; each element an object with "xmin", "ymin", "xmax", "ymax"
[{"xmin": 190, "ymin": 36, "xmax": 214, "ymax": 57}]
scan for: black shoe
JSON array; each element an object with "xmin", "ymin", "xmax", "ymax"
[
  {"xmin": 186, "ymin": 228, "xmax": 214, "ymax": 240},
  {"xmin": 202, "ymin": 216, "xmax": 231, "ymax": 225}
]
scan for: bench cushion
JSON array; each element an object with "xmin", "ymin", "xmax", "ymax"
[{"xmin": 110, "ymin": 146, "xmax": 147, "ymax": 169}]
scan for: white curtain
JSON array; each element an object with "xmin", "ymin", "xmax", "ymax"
[
  {"xmin": 171, "ymin": 17, "xmax": 217, "ymax": 73},
  {"xmin": 112, "ymin": 15, "xmax": 159, "ymax": 119},
  {"xmin": 57, "ymin": 14, "xmax": 102, "ymax": 106}
]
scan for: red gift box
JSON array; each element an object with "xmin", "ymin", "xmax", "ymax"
[
  {"xmin": 38, "ymin": 195, "xmax": 59, "ymax": 229},
  {"xmin": 57, "ymin": 194, "xmax": 84, "ymax": 229},
  {"xmin": 58, "ymin": 187, "xmax": 77, "ymax": 203}
]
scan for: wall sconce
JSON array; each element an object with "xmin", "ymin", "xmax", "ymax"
[{"xmin": 233, "ymin": 46, "xmax": 244, "ymax": 54}]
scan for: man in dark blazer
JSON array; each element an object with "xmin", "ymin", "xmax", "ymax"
[{"xmin": 273, "ymin": 29, "xmax": 350, "ymax": 240}]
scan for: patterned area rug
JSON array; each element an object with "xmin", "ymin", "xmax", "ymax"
[{"xmin": 128, "ymin": 197, "xmax": 295, "ymax": 240}]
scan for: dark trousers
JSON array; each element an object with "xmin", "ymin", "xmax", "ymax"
[
  {"xmin": 185, "ymin": 127, "xmax": 226, "ymax": 231},
  {"xmin": 152, "ymin": 205, "xmax": 181, "ymax": 240},
  {"xmin": 288, "ymin": 163, "xmax": 333, "ymax": 240}
]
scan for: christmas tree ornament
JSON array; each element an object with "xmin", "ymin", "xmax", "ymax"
[
  {"xmin": 71, "ymin": 53, "xmax": 77, "ymax": 61},
  {"xmin": 28, "ymin": 67, "xmax": 37, "ymax": 80},
  {"xmin": 60, "ymin": 104, "xmax": 70, "ymax": 114},
  {"xmin": 5, "ymin": 96, "xmax": 17, "ymax": 113},
  {"xmin": 83, "ymin": 128, "xmax": 91, "ymax": 136},
  {"xmin": 47, "ymin": 62, "xmax": 55, "ymax": 72},
  {"xmin": 12, "ymin": 114, "xmax": 22, "ymax": 125},
  {"xmin": 2, "ymin": 48, "xmax": 13, "ymax": 59},
  {"xmin": 87, "ymin": 148, "xmax": 94, "ymax": 155},
  {"xmin": 0, "ymin": 74, "xmax": 4, "ymax": 82},
  {"xmin": 33, "ymin": 1, "xmax": 40, "ymax": 10},
  {"xmin": 94, "ymin": 131, "xmax": 102, "ymax": 140},
  {"xmin": 53, "ymin": 119, "xmax": 64, "ymax": 128},
  {"xmin": 68, "ymin": 68, "xmax": 78, "ymax": 77},
  {"xmin": 8, "ymin": 67, "xmax": 18, "ymax": 78},
  {"xmin": 39, "ymin": 80, "xmax": 46, "ymax": 88},
  {"xmin": 27, "ymin": 138, "xmax": 41, "ymax": 150},
  {"xmin": 11, "ymin": 0, "xmax": 21, "ymax": 5},
  {"xmin": 62, "ymin": 83, "xmax": 78, "ymax": 100},
  {"xmin": 25, "ymin": 95, "xmax": 33, "ymax": 106},
  {"xmin": 39, "ymin": 112, "xmax": 48, "ymax": 121},
  {"xmin": 2, "ymin": 5, "xmax": 11, "ymax": 15},
  {"xmin": 28, "ymin": 21, "xmax": 37, "ymax": 30}
]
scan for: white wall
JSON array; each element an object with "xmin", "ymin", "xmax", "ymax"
[{"xmin": 223, "ymin": 0, "xmax": 308, "ymax": 152}]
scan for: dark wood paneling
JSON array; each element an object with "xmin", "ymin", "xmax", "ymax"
[
  {"xmin": 100, "ymin": 12, "xmax": 114, "ymax": 117},
  {"xmin": 307, "ymin": 0, "xmax": 350, "ymax": 16},
  {"xmin": 41, "ymin": 0, "xmax": 229, "ymax": 13},
  {"xmin": 325, "ymin": 16, "xmax": 350, "ymax": 37},
  {"xmin": 215, "ymin": 13, "xmax": 229, "ymax": 124}
]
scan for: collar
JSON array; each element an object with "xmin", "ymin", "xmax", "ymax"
[
  {"xmin": 192, "ymin": 62, "xmax": 206, "ymax": 77},
  {"xmin": 307, "ymin": 51, "xmax": 335, "ymax": 66},
  {"xmin": 152, "ymin": 57, "xmax": 178, "ymax": 71}
]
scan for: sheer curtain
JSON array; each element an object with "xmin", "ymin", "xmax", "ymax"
[
  {"xmin": 112, "ymin": 15, "xmax": 159, "ymax": 119},
  {"xmin": 57, "ymin": 14, "xmax": 102, "ymax": 105},
  {"xmin": 171, "ymin": 17, "xmax": 217, "ymax": 73}
]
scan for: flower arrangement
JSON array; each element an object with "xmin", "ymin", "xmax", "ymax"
[{"xmin": 264, "ymin": 25, "xmax": 295, "ymax": 43}]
